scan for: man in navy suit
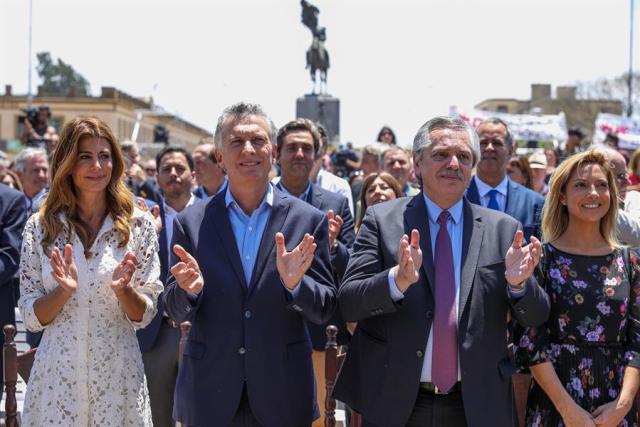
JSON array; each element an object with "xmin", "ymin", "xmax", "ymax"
[
  {"xmin": 333, "ymin": 116, "xmax": 549, "ymax": 427},
  {"xmin": 137, "ymin": 146, "xmax": 200, "ymax": 427},
  {"xmin": 0, "ymin": 184, "xmax": 28, "ymax": 389},
  {"xmin": 164, "ymin": 103, "xmax": 336, "ymax": 427},
  {"xmin": 274, "ymin": 118, "xmax": 355, "ymax": 424},
  {"xmin": 465, "ymin": 118, "xmax": 544, "ymax": 241}
]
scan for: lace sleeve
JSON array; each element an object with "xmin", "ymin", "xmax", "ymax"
[
  {"xmin": 129, "ymin": 212, "xmax": 163, "ymax": 329},
  {"xmin": 17, "ymin": 215, "xmax": 46, "ymax": 332}
]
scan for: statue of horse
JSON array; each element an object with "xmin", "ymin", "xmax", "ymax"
[{"xmin": 306, "ymin": 29, "xmax": 330, "ymax": 95}]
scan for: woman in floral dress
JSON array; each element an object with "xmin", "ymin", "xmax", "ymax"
[
  {"xmin": 18, "ymin": 117, "xmax": 162, "ymax": 426},
  {"xmin": 514, "ymin": 149, "xmax": 640, "ymax": 427}
]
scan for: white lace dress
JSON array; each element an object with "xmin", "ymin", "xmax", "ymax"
[{"xmin": 18, "ymin": 208, "xmax": 163, "ymax": 426}]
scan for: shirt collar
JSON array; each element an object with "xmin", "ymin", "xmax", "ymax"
[
  {"xmin": 474, "ymin": 175, "xmax": 509, "ymax": 198},
  {"xmin": 164, "ymin": 194, "xmax": 197, "ymax": 216},
  {"xmin": 423, "ymin": 193, "xmax": 464, "ymax": 226},
  {"xmin": 278, "ymin": 181, "xmax": 311, "ymax": 201},
  {"xmin": 225, "ymin": 183, "xmax": 274, "ymax": 212}
]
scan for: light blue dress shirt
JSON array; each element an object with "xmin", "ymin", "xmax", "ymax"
[
  {"xmin": 225, "ymin": 184, "xmax": 274, "ymax": 285},
  {"xmin": 389, "ymin": 194, "xmax": 464, "ymax": 382},
  {"xmin": 473, "ymin": 175, "xmax": 508, "ymax": 212}
]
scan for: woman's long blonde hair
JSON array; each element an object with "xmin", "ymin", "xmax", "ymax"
[
  {"xmin": 541, "ymin": 149, "xmax": 619, "ymax": 247},
  {"xmin": 40, "ymin": 117, "xmax": 134, "ymax": 253}
]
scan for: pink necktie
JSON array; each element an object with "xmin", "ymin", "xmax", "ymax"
[{"xmin": 431, "ymin": 210, "xmax": 458, "ymax": 392}]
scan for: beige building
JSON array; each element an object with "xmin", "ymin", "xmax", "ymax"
[
  {"xmin": 475, "ymin": 83, "xmax": 623, "ymax": 140},
  {"xmin": 0, "ymin": 85, "xmax": 211, "ymax": 155}
]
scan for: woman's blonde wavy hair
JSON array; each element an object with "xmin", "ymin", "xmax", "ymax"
[
  {"xmin": 40, "ymin": 117, "xmax": 134, "ymax": 253},
  {"xmin": 541, "ymin": 149, "xmax": 619, "ymax": 247}
]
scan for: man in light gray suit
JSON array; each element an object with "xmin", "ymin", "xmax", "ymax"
[{"xmin": 333, "ymin": 116, "xmax": 550, "ymax": 427}]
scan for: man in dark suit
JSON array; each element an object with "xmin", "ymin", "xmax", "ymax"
[
  {"xmin": 333, "ymin": 116, "xmax": 550, "ymax": 427},
  {"xmin": 274, "ymin": 118, "xmax": 355, "ymax": 425},
  {"xmin": 164, "ymin": 103, "xmax": 336, "ymax": 427},
  {"xmin": 137, "ymin": 146, "xmax": 200, "ymax": 427},
  {"xmin": 465, "ymin": 118, "xmax": 545, "ymax": 241},
  {"xmin": 0, "ymin": 184, "xmax": 28, "ymax": 389},
  {"xmin": 192, "ymin": 141, "xmax": 227, "ymax": 199}
]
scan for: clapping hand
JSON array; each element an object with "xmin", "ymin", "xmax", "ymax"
[
  {"xmin": 50, "ymin": 244, "xmax": 78, "ymax": 295},
  {"xmin": 327, "ymin": 210, "xmax": 343, "ymax": 251},
  {"xmin": 171, "ymin": 244, "xmax": 204, "ymax": 295},
  {"xmin": 592, "ymin": 399, "xmax": 632, "ymax": 427},
  {"xmin": 110, "ymin": 251, "xmax": 138, "ymax": 296},
  {"xmin": 275, "ymin": 232, "xmax": 317, "ymax": 290},
  {"xmin": 505, "ymin": 230, "xmax": 541, "ymax": 288},
  {"xmin": 560, "ymin": 402, "xmax": 597, "ymax": 427},
  {"xmin": 393, "ymin": 229, "xmax": 422, "ymax": 293}
]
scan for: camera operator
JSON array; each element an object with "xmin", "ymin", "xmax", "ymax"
[
  {"xmin": 20, "ymin": 106, "xmax": 58, "ymax": 152},
  {"xmin": 330, "ymin": 142, "xmax": 359, "ymax": 178}
]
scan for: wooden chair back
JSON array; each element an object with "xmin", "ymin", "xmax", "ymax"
[
  {"xmin": 3, "ymin": 324, "xmax": 36, "ymax": 427},
  {"xmin": 324, "ymin": 325, "xmax": 361, "ymax": 427}
]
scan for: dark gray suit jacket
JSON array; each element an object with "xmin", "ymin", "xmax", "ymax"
[{"xmin": 333, "ymin": 195, "xmax": 550, "ymax": 427}]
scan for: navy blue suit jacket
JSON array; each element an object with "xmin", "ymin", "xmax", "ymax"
[
  {"xmin": 164, "ymin": 187, "xmax": 337, "ymax": 427},
  {"xmin": 466, "ymin": 177, "xmax": 544, "ymax": 241},
  {"xmin": 305, "ymin": 183, "xmax": 355, "ymax": 350},
  {"xmin": 137, "ymin": 198, "xmax": 206, "ymax": 353},
  {"xmin": 0, "ymin": 185, "xmax": 28, "ymax": 371}
]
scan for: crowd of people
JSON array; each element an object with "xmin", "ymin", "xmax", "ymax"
[{"xmin": 1, "ymin": 103, "xmax": 640, "ymax": 427}]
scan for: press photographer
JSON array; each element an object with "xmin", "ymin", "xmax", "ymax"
[{"xmin": 19, "ymin": 105, "xmax": 58, "ymax": 152}]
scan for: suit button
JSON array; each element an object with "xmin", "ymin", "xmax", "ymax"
[
  {"xmin": 238, "ymin": 347, "xmax": 246, "ymax": 355},
  {"xmin": 426, "ymin": 311, "xmax": 433, "ymax": 319},
  {"xmin": 244, "ymin": 310, "xmax": 252, "ymax": 319},
  {"xmin": 416, "ymin": 350, "xmax": 424, "ymax": 358}
]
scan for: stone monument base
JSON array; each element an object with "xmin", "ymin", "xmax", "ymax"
[{"xmin": 296, "ymin": 94, "xmax": 340, "ymax": 146}]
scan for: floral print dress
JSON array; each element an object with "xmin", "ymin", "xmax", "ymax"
[
  {"xmin": 17, "ymin": 209, "xmax": 163, "ymax": 426},
  {"xmin": 514, "ymin": 243, "xmax": 640, "ymax": 427}
]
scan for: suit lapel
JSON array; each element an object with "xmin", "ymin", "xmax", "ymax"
[
  {"xmin": 459, "ymin": 199, "xmax": 483, "ymax": 322},
  {"xmin": 504, "ymin": 180, "xmax": 518, "ymax": 218},
  {"xmin": 308, "ymin": 184, "xmax": 323, "ymax": 209},
  {"xmin": 209, "ymin": 195, "xmax": 249, "ymax": 291},
  {"xmin": 248, "ymin": 191, "xmax": 290, "ymax": 294},
  {"xmin": 466, "ymin": 178, "xmax": 481, "ymax": 205},
  {"xmin": 404, "ymin": 195, "xmax": 435, "ymax": 292}
]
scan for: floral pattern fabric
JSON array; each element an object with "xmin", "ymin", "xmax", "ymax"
[
  {"xmin": 514, "ymin": 244, "xmax": 640, "ymax": 427},
  {"xmin": 18, "ymin": 209, "xmax": 163, "ymax": 426}
]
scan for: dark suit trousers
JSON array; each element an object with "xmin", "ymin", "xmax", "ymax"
[
  {"xmin": 362, "ymin": 388, "xmax": 468, "ymax": 427},
  {"xmin": 142, "ymin": 321, "xmax": 180, "ymax": 427}
]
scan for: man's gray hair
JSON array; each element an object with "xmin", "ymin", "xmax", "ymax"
[
  {"xmin": 361, "ymin": 144, "xmax": 382, "ymax": 164},
  {"xmin": 380, "ymin": 146, "xmax": 409, "ymax": 168},
  {"xmin": 15, "ymin": 147, "xmax": 47, "ymax": 172},
  {"xmin": 120, "ymin": 140, "xmax": 138, "ymax": 153},
  {"xmin": 412, "ymin": 116, "xmax": 480, "ymax": 167},
  {"xmin": 213, "ymin": 102, "xmax": 277, "ymax": 149}
]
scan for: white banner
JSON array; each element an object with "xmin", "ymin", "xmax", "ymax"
[
  {"xmin": 450, "ymin": 107, "xmax": 568, "ymax": 142},
  {"xmin": 592, "ymin": 113, "xmax": 640, "ymax": 150}
]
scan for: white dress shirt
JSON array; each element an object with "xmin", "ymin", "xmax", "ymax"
[
  {"xmin": 314, "ymin": 169, "xmax": 354, "ymax": 216},
  {"xmin": 163, "ymin": 194, "xmax": 197, "ymax": 256}
]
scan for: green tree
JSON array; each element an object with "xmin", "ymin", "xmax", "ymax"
[{"xmin": 36, "ymin": 52, "xmax": 90, "ymax": 97}]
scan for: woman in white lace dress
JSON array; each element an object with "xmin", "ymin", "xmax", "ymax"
[{"xmin": 18, "ymin": 117, "xmax": 162, "ymax": 426}]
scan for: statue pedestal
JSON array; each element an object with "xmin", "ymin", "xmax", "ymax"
[{"xmin": 296, "ymin": 94, "xmax": 340, "ymax": 146}]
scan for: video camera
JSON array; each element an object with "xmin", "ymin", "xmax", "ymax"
[{"xmin": 18, "ymin": 107, "xmax": 40, "ymax": 127}]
